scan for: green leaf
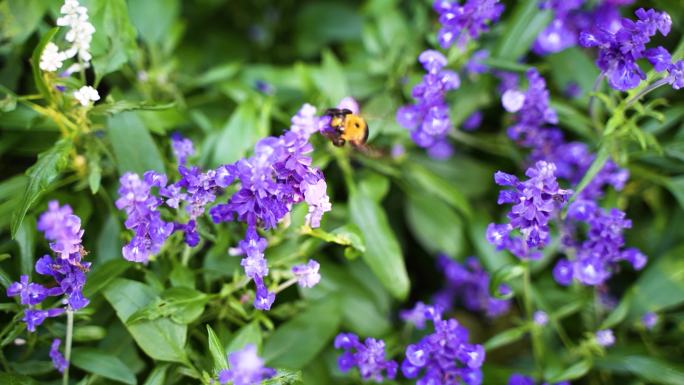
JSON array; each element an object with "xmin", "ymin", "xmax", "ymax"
[
  {"xmin": 349, "ymin": 188, "xmax": 409, "ymax": 299},
  {"xmin": 71, "ymin": 348, "xmax": 137, "ymax": 385},
  {"xmin": 128, "ymin": 0, "xmax": 179, "ymax": 45},
  {"xmin": 0, "ymin": 372, "xmax": 37, "ymax": 385},
  {"xmin": 263, "ymin": 298, "xmax": 343, "ymax": 369},
  {"xmin": 72, "ymin": 326, "xmax": 107, "ymax": 342},
  {"xmin": 315, "ymin": 51, "xmax": 348, "ymax": 106},
  {"xmin": 96, "ymin": 214, "xmax": 122, "ymax": 263},
  {"xmin": 15, "ymin": 216, "xmax": 35, "ymax": 277},
  {"xmin": 406, "ymin": 192, "xmax": 464, "ymax": 257},
  {"xmin": 623, "ymin": 245, "xmax": 684, "ymax": 320},
  {"xmin": 489, "ymin": 264, "xmax": 525, "ymax": 300},
  {"xmin": 494, "ymin": 0, "xmax": 552, "ymax": 60},
  {"xmin": 295, "ymin": 3, "xmax": 362, "ymax": 56},
  {"xmin": 484, "ymin": 325, "xmax": 529, "ymax": 351},
  {"xmin": 83, "ymin": 259, "xmax": 130, "ymax": 297},
  {"xmin": 207, "ymin": 325, "xmax": 228, "ymax": 371},
  {"xmin": 596, "ymin": 354, "xmax": 684, "ymax": 385},
  {"xmin": 107, "ymin": 112, "xmax": 165, "ymax": 175},
  {"xmin": 103, "ymin": 279, "xmax": 188, "ymax": 363},
  {"xmin": 85, "ymin": 0, "xmax": 138, "ymax": 81},
  {"xmin": 227, "ymin": 321, "xmax": 262, "ymax": 353},
  {"xmin": 546, "ymin": 360, "xmax": 592, "ymax": 383},
  {"xmin": 405, "ymin": 162, "xmax": 472, "ymax": 219},
  {"xmin": 212, "ymin": 102, "xmax": 261, "ymax": 166},
  {"xmin": 127, "ymin": 287, "xmax": 208, "ymax": 325},
  {"xmin": 30, "ymin": 28, "xmax": 58, "ymax": 100},
  {"xmin": 142, "ymin": 365, "xmax": 169, "ymax": 385},
  {"xmin": 665, "ymin": 176, "xmax": 684, "ymax": 210},
  {"xmin": 11, "ymin": 138, "xmax": 72, "ymax": 238},
  {"xmin": 547, "ymin": 47, "xmax": 600, "ymax": 101}
]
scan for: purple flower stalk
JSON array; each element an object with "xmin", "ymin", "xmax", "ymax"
[
  {"xmin": 554, "ymin": 201, "xmax": 646, "ymax": 286},
  {"xmin": 434, "ymin": 255, "xmax": 511, "ymax": 317},
  {"xmin": 434, "ymin": 0, "xmax": 504, "ymax": 49},
  {"xmin": 487, "ymin": 161, "xmax": 572, "ymax": 259},
  {"xmin": 401, "ymin": 312, "xmax": 485, "ymax": 385},
  {"xmin": 291, "ymin": 259, "xmax": 321, "ymax": 288},
  {"xmin": 397, "ymin": 50, "xmax": 459, "ymax": 158},
  {"xmin": 335, "ymin": 333, "xmax": 398, "ymax": 382},
  {"xmin": 217, "ymin": 344, "xmax": 276, "ymax": 385},
  {"xmin": 171, "ymin": 132, "xmax": 194, "ymax": 165},
  {"xmin": 579, "ymin": 8, "xmax": 672, "ymax": 90},
  {"xmin": 50, "ymin": 339, "xmax": 68, "ymax": 373}
]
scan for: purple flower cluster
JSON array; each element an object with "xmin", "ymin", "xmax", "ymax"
[
  {"xmin": 334, "ymin": 333, "xmax": 398, "ymax": 382},
  {"xmin": 117, "ymin": 104, "xmax": 331, "ymax": 310},
  {"xmin": 534, "ymin": 1, "xmax": 627, "ymax": 56},
  {"xmin": 397, "ymin": 50, "xmax": 460, "ymax": 158},
  {"xmin": 50, "ymin": 339, "xmax": 68, "ymax": 373},
  {"xmin": 504, "ymin": 69, "xmax": 628, "ymax": 201},
  {"xmin": 580, "ymin": 8, "xmax": 673, "ymax": 90},
  {"xmin": 401, "ymin": 301, "xmax": 443, "ymax": 330},
  {"xmin": 291, "ymin": 259, "xmax": 321, "ymax": 288},
  {"xmin": 487, "ymin": 161, "xmax": 572, "ymax": 259},
  {"xmin": 116, "ymin": 172, "xmax": 175, "ymax": 262},
  {"xmin": 553, "ymin": 200, "xmax": 646, "ymax": 286},
  {"xmin": 402, "ymin": 311, "xmax": 485, "ymax": 385},
  {"xmin": 217, "ymin": 344, "xmax": 276, "ymax": 385},
  {"xmin": 433, "ymin": 255, "xmax": 511, "ymax": 318},
  {"xmin": 508, "ymin": 373, "xmax": 569, "ymax": 385},
  {"xmin": 433, "ymin": 0, "xmax": 504, "ymax": 49},
  {"xmin": 7, "ymin": 201, "xmax": 90, "ymax": 333}
]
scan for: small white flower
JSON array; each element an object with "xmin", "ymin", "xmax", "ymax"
[
  {"xmin": 39, "ymin": 42, "xmax": 65, "ymax": 72},
  {"xmin": 56, "ymin": 0, "xmax": 95, "ymax": 63},
  {"xmin": 502, "ymin": 89, "xmax": 526, "ymax": 113},
  {"xmin": 73, "ymin": 86, "xmax": 99, "ymax": 107}
]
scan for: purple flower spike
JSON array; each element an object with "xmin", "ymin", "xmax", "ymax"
[
  {"xmin": 292, "ymin": 259, "xmax": 321, "ymax": 288},
  {"xmin": 50, "ymin": 339, "xmax": 68, "ymax": 373},
  {"xmin": 171, "ymin": 133, "xmax": 194, "ymax": 165},
  {"xmin": 434, "ymin": 0, "xmax": 504, "ymax": 49},
  {"xmin": 217, "ymin": 344, "xmax": 276, "ymax": 385},
  {"xmin": 488, "ymin": 161, "xmax": 571, "ymax": 259},
  {"xmin": 334, "ymin": 333, "xmax": 398, "ymax": 382},
  {"xmin": 667, "ymin": 60, "xmax": 684, "ymax": 90},
  {"xmin": 401, "ymin": 317, "xmax": 484, "ymax": 385},
  {"xmin": 37, "ymin": 201, "xmax": 84, "ymax": 261}
]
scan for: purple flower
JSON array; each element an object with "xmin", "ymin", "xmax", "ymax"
[
  {"xmin": 488, "ymin": 161, "xmax": 572, "ymax": 259},
  {"xmin": 217, "ymin": 344, "xmax": 276, "ymax": 385},
  {"xmin": 502, "ymin": 89, "xmax": 526, "ymax": 113},
  {"xmin": 462, "ymin": 110, "xmax": 483, "ymax": 131},
  {"xmin": 465, "ymin": 49, "xmax": 489, "ymax": 75},
  {"xmin": 579, "ymin": 8, "xmax": 672, "ymax": 90},
  {"xmin": 644, "ymin": 46, "xmax": 672, "ymax": 72},
  {"xmin": 533, "ymin": 310, "xmax": 549, "ymax": 326},
  {"xmin": 37, "ymin": 201, "xmax": 84, "ymax": 261},
  {"xmin": 642, "ymin": 312, "xmax": 657, "ymax": 330},
  {"xmin": 116, "ymin": 172, "xmax": 174, "ymax": 263},
  {"xmin": 667, "ymin": 60, "xmax": 684, "ymax": 90},
  {"xmin": 397, "ymin": 50, "xmax": 459, "ymax": 157},
  {"xmin": 400, "ymin": 302, "xmax": 442, "ymax": 329},
  {"xmin": 557, "ymin": 202, "xmax": 646, "ymax": 286},
  {"xmin": 435, "ymin": 256, "xmax": 510, "ymax": 317},
  {"xmin": 171, "ymin": 133, "xmax": 194, "ymax": 165},
  {"xmin": 291, "ymin": 103, "xmax": 320, "ymax": 137},
  {"xmin": 23, "ymin": 308, "xmax": 64, "ymax": 332},
  {"xmin": 292, "ymin": 259, "xmax": 321, "ymax": 288},
  {"xmin": 303, "ymin": 180, "xmax": 331, "ymax": 228},
  {"xmin": 401, "ymin": 315, "xmax": 484, "ymax": 385},
  {"xmin": 434, "ymin": 0, "xmax": 504, "ymax": 49},
  {"xmin": 334, "ymin": 333, "xmax": 398, "ymax": 382},
  {"xmin": 534, "ymin": 18, "xmax": 577, "ymax": 55},
  {"xmin": 596, "ymin": 329, "xmax": 615, "ymax": 347},
  {"xmin": 7, "ymin": 275, "xmax": 49, "ymax": 306},
  {"xmin": 50, "ymin": 339, "xmax": 68, "ymax": 373}
]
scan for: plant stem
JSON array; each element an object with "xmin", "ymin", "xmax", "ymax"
[
  {"xmin": 63, "ymin": 310, "xmax": 74, "ymax": 385},
  {"xmin": 523, "ymin": 262, "xmax": 543, "ymax": 376},
  {"xmin": 625, "ymin": 78, "xmax": 669, "ymax": 107},
  {"xmin": 589, "ymin": 73, "xmax": 605, "ymax": 131}
]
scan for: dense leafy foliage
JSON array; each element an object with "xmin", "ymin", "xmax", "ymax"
[{"xmin": 1, "ymin": 0, "xmax": 683, "ymax": 384}]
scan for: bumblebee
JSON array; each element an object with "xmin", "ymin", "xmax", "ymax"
[{"xmin": 324, "ymin": 108, "xmax": 369, "ymax": 147}]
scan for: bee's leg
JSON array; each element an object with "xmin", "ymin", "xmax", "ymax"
[{"xmin": 333, "ymin": 137, "xmax": 346, "ymax": 147}]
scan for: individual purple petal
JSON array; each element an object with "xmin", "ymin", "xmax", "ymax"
[
  {"xmin": 291, "ymin": 259, "xmax": 321, "ymax": 288},
  {"xmin": 50, "ymin": 339, "xmax": 68, "ymax": 373}
]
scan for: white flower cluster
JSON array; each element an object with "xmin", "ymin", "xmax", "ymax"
[
  {"xmin": 73, "ymin": 86, "xmax": 100, "ymax": 106},
  {"xmin": 39, "ymin": 0, "xmax": 95, "ymax": 73},
  {"xmin": 39, "ymin": 0, "xmax": 99, "ymax": 107}
]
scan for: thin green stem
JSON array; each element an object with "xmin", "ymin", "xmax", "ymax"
[
  {"xmin": 589, "ymin": 73, "xmax": 606, "ymax": 131},
  {"xmin": 275, "ymin": 278, "xmax": 299, "ymax": 294},
  {"xmin": 181, "ymin": 245, "xmax": 192, "ymax": 266},
  {"xmin": 523, "ymin": 263, "xmax": 543, "ymax": 377},
  {"xmin": 63, "ymin": 310, "xmax": 74, "ymax": 385},
  {"xmin": 625, "ymin": 78, "xmax": 669, "ymax": 107}
]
